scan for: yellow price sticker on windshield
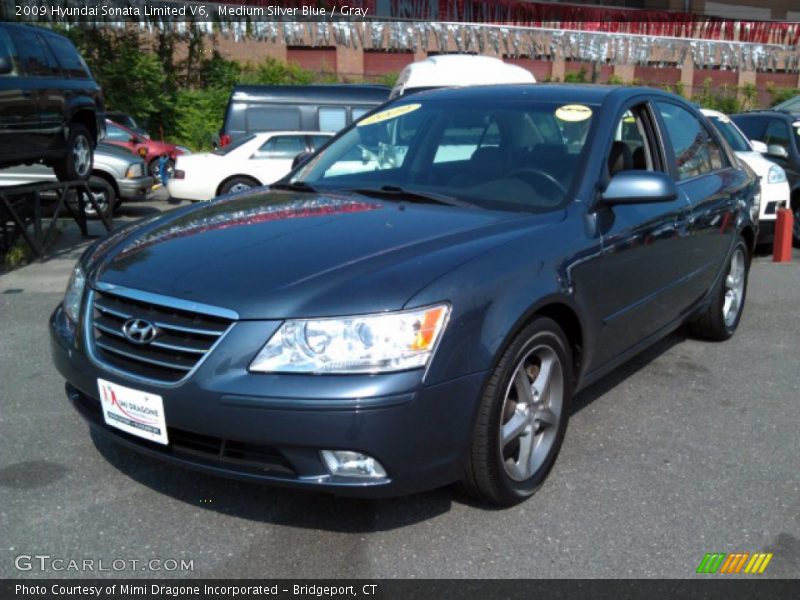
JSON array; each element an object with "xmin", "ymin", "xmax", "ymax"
[
  {"xmin": 555, "ymin": 104, "xmax": 592, "ymax": 122},
  {"xmin": 357, "ymin": 103, "xmax": 421, "ymax": 127}
]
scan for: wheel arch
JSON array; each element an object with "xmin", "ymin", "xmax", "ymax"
[
  {"xmin": 90, "ymin": 169, "xmax": 119, "ymax": 197},
  {"xmin": 70, "ymin": 109, "xmax": 97, "ymax": 145},
  {"xmin": 490, "ymin": 297, "xmax": 586, "ymax": 388},
  {"xmin": 739, "ymin": 223, "xmax": 756, "ymax": 256}
]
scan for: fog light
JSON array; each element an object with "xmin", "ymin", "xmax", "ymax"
[{"xmin": 320, "ymin": 450, "xmax": 387, "ymax": 479}]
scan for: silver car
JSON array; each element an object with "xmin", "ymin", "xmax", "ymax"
[{"xmin": 0, "ymin": 143, "xmax": 154, "ymax": 217}]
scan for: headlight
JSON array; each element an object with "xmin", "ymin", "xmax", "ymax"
[
  {"xmin": 125, "ymin": 163, "xmax": 144, "ymax": 178},
  {"xmin": 767, "ymin": 164, "xmax": 787, "ymax": 184},
  {"xmin": 249, "ymin": 304, "xmax": 450, "ymax": 374},
  {"xmin": 63, "ymin": 264, "xmax": 86, "ymax": 323}
]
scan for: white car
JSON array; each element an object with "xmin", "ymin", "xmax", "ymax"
[
  {"xmin": 168, "ymin": 131, "xmax": 333, "ymax": 202},
  {"xmin": 702, "ymin": 108, "xmax": 790, "ymax": 244}
]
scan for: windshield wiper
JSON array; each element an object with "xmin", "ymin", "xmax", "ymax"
[
  {"xmin": 350, "ymin": 185, "xmax": 474, "ymax": 208},
  {"xmin": 270, "ymin": 181, "xmax": 318, "ymax": 193}
]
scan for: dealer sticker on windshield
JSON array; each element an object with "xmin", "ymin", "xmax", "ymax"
[
  {"xmin": 98, "ymin": 379, "xmax": 169, "ymax": 445},
  {"xmin": 555, "ymin": 104, "xmax": 593, "ymax": 122},
  {"xmin": 357, "ymin": 103, "xmax": 421, "ymax": 127}
]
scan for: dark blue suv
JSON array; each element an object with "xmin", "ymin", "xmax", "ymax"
[
  {"xmin": 0, "ymin": 23, "xmax": 104, "ymax": 181},
  {"xmin": 51, "ymin": 85, "xmax": 757, "ymax": 506}
]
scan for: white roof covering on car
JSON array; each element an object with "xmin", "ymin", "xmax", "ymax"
[{"xmin": 390, "ymin": 54, "xmax": 536, "ymax": 98}]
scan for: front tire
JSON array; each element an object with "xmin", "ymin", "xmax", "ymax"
[
  {"xmin": 459, "ymin": 317, "xmax": 573, "ymax": 506},
  {"xmin": 688, "ymin": 237, "xmax": 749, "ymax": 341},
  {"xmin": 53, "ymin": 124, "xmax": 93, "ymax": 182}
]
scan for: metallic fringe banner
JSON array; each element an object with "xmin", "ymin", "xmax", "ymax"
[
  {"xmin": 5, "ymin": 0, "xmax": 798, "ymax": 73},
  {"xmin": 205, "ymin": 21, "xmax": 800, "ymax": 73}
]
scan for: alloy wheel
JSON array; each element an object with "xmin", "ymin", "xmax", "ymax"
[
  {"xmin": 722, "ymin": 246, "xmax": 746, "ymax": 327},
  {"xmin": 73, "ymin": 135, "xmax": 91, "ymax": 178},
  {"xmin": 499, "ymin": 345, "xmax": 564, "ymax": 482},
  {"xmin": 229, "ymin": 182, "xmax": 253, "ymax": 193}
]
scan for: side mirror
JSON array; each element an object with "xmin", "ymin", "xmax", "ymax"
[
  {"xmin": 0, "ymin": 56, "xmax": 12, "ymax": 75},
  {"xmin": 292, "ymin": 151, "xmax": 312, "ymax": 169},
  {"xmin": 601, "ymin": 171, "xmax": 678, "ymax": 206},
  {"xmin": 766, "ymin": 144, "xmax": 789, "ymax": 159},
  {"xmin": 750, "ymin": 140, "xmax": 768, "ymax": 154}
]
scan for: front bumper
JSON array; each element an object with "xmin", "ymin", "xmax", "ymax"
[
  {"xmin": 117, "ymin": 175, "xmax": 156, "ymax": 201},
  {"xmin": 50, "ymin": 305, "xmax": 485, "ymax": 497}
]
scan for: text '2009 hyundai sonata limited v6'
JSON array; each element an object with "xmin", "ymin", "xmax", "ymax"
[{"xmin": 51, "ymin": 85, "xmax": 758, "ymax": 506}]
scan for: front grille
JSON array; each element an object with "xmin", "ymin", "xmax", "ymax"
[
  {"xmin": 68, "ymin": 386, "xmax": 295, "ymax": 476},
  {"xmin": 90, "ymin": 288, "xmax": 233, "ymax": 383}
]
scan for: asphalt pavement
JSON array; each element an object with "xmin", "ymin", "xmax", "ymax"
[{"xmin": 1, "ymin": 198, "xmax": 799, "ymax": 579}]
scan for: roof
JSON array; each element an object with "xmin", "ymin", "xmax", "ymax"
[
  {"xmin": 732, "ymin": 110, "xmax": 794, "ymax": 118},
  {"xmin": 231, "ymin": 84, "xmax": 390, "ymax": 104},
  {"xmin": 407, "ymin": 83, "xmax": 640, "ymax": 105}
]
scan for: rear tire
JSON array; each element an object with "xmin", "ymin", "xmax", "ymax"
[
  {"xmin": 218, "ymin": 176, "xmax": 260, "ymax": 196},
  {"xmin": 459, "ymin": 317, "xmax": 573, "ymax": 507},
  {"xmin": 688, "ymin": 237, "xmax": 749, "ymax": 341},
  {"xmin": 53, "ymin": 124, "xmax": 93, "ymax": 182}
]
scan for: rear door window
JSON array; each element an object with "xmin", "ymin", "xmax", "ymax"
[
  {"xmin": 0, "ymin": 29, "xmax": 17, "ymax": 76},
  {"xmin": 318, "ymin": 107, "xmax": 347, "ymax": 132},
  {"xmin": 253, "ymin": 135, "xmax": 307, "ymax": 159},
  {"xmin": 7, "ymin": 27, "xmax": 53, "ymax": 76},
  {"xmin": 44, "ymin": 35, "xmax": 88, "ymax": 78},
  {"xmin": 246, "ymin": 105, "xmax": 301, "ymax": 132},
  {"xmin": 351, "ymin": 107, "xmax": 372, "ymax": 122},
  {"xmin": 657, "ymin": 102, "xmax": 725, "ymax": 180}
]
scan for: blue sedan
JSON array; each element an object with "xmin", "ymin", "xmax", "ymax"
[{"xmin": 51, "ymin": 85, "xmax": 758, "ymax": 506}]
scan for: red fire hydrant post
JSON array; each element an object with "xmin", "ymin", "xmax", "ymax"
[{"xmin": 773, "ymin": 208, "xmax": 794, "ymax": 263}]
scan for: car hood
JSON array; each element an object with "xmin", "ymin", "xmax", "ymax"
[
  {"xmin": 735, "ymin": 150, "xmax": 781, "ymax": 179},
  {"xmin": 90, "ymin": 190, "xmax": 560, "ymax": 319}
]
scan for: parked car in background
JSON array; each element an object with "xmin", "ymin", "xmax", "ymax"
[
  {"xmin": 216, "ymin": 84, "xmax": 389, "ymax": 148},
  {"xmin": 389, "ymin": 54, "xmax": 536, "ymax": 99},
  {"xmin": 771, "ymin": 94, "xmax": 800, "ymax": 116},
  {"xmin": 732, "ymin": 110, "xmax": 800, "ymax": 245},
  {"xmin": 104, "ymin": 119, "xmax": 187, "ymax": 180},
  {"xmin": 702, "ymin": 109, "xmax": 790, "ymax": 244},
  {"xmin": 106, "ymin": 111, "xmax": 149, "ymax": 138},
  {"xmin": 169, "ymin": 131, "xmax": 333, "ymax": 202},
  {"xmin": 0, "ymin": 142, "xmax": 153, "ymax": 218},
  {"xmin": 52, "ymin": 86, "xmax": 757, "ymax": 506},
  {"xmin": 0, "ymin": 22, "xmax": 105, "ymax": 181}
]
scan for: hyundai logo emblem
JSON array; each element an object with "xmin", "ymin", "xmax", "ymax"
[{"xmin": 122, "ymin": 318, "xmax": 158, "ymax": 345}]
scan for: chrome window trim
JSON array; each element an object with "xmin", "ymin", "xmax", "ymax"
[{"xmin": 83, "ymin": 285, "xmax": 237, "ymax": 388}]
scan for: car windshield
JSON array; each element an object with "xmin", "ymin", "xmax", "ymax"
[
  {"xmin": 292, "ymin": 98, "xmax": 596, "ymax": 213},
  {"xmin": 707, "ymin": 115, "xmax": 750, "ymax": 152}
]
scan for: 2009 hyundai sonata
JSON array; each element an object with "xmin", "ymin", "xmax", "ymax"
[{"xmin": 51, "ymin": 85, "xmax": 757, "ymax": 506}]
